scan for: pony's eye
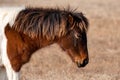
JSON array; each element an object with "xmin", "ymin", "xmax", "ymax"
[
  {"xmin": 77, "ymin": 34, "xmax": 81, "ymax": 38},
  {"xmin": 74, "ymin": 33, "xmax": 81, "ymax": 39}
]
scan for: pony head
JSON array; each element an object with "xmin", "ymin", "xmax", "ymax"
[{"xmin": 58, "ymin": 12, "xmax": 89, "ymax": 67}]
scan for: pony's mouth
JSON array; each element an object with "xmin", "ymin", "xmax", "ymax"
[{"xmin": 76, "ymin": 59, "xmax": 89, "ymax": 68}]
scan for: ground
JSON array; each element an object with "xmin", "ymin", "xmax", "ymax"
[{"xmin": 0, "ymin": 0, "xmax": 120, "ymax": 80}]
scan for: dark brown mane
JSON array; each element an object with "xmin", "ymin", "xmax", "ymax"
[{"xmin": 13, "ymin": 7, "xmax": 89, "ymax": 40}]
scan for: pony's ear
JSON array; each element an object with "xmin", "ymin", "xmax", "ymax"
[
  {"xmin": 68, "ymin": 14, "xmax": 73, "ymax": 24},
  {"xmin": 75, "ymin": 13, "xmax": 89, "ymax": 31},
  {"xmin": 68, "ymin": 14, "xmax": 74, "ymax": 29}
]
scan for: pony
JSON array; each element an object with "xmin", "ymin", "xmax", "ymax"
[{"xmin": 0, "ymin": 7, "xmax": 89, "ymax": 80}]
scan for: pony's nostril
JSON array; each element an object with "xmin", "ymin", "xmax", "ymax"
[{"xmin": 83, "ymin": 58, "xmax": 88, "ymax": 65}]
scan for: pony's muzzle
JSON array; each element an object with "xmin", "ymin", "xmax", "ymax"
[{"xmin": 76, "ymin": 58, "xmax": 89, "ymax": 68}]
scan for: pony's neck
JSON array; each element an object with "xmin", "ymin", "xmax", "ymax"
[{"xmin": 5, "ymin": 24, "xmax": 60, "ymax": 71}]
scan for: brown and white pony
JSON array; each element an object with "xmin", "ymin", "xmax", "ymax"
[{"xmin": 0, "ymin": 7, "xmax": 89, "ymax": 80}]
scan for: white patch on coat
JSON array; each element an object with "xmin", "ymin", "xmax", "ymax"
[
  {"xmin": 1, "ymin": 35, "xmax": 20, "ymax": 80},
  {"xmin": 0, "ymin": 6, "xmax": 25, "ymax": 34},
  {"xmin": 0, "ymin": 35, "xmax": 2, "ymax": 66},
  {"xmin": 0, "ymin": 6, "xmax": 25, "ymax": 80}
]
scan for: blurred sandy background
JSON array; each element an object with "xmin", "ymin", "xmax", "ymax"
[{"xmin": 0, "ymin": 0, "xmax": 120, "ymax": 80}]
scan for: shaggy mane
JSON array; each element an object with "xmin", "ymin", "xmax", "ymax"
[{"xmin": 12, "ymin": 7, "xmax": 89, "ymax": 40}]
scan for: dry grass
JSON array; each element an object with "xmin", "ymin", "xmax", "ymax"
[{"xmin": 0, "ymin": 0, "xmax": 120, "ymax": 80}]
